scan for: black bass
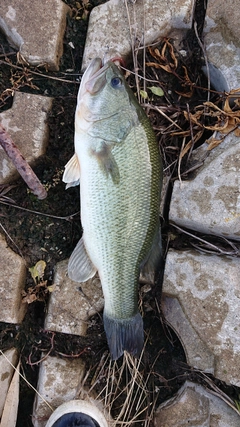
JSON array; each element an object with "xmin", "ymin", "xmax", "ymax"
[{"xmin": 63, "ymin": 58, "xmax": 162, "ymax": 360}]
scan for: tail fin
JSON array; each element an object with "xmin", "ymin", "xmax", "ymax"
[{"xmin": 103, "ymin": 312, "xmax": 144, "ymax": 360}]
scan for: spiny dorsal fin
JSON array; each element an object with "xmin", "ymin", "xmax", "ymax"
[
  {"xmin": 68, "ymin": 236, "xmax": 97, "ymax": 282},
  {"xmin": 62, "ymin": 153, "xmax": 80, "ymax": 189}
]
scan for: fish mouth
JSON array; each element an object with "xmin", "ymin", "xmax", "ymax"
[
  {"xmin": 80, "ymin": 57, "xmax": 123, "ymax": 96},
  {"xmin": 79, "ymin": 58, "xmax": 103, "ymax": 98}
]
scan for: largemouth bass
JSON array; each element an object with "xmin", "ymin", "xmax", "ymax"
[{"xmin": 63, "ymin": 58, "xmax": 162, "ymax": 360}]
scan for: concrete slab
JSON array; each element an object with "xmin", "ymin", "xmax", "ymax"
[
  {"xmin": 162, "ymin": 249, "xmax": 240, "ymax": 387},
  {"xmin": 0, "ymin": 234, "xmax": 27, "ymax": 323},
  {"xmin": 0, "ymin": 0, "xmax": 70, "ymax": 70},
  {"xmin": 169, "ymin": 133, "xmax": 240, "ymax": 241},
  {"xmin": 206, "ymin": 0, "xmax": 240, "ymax": 45},
  {"xmin": 82, "ymin": 0, "xmax": 192, "ymax": 69},
  {"xmin": 202, "ymin": 0, "xmax": 240, "ymax": 92},
  {"xmin": 32, "ymin": 355, "xmax": 86, "ymax": 427},
  {"xmin": 0, "ymin": 91, "xmax": 53, "ymax": 183},
  {"xmin": 44, "ymin": 259, "xmax": 104, "ymax": 336},
  {"xmin": 0, "ymin": 348, "xmax": 19, "ymax": 417},
  {"xmin": 154, "ymin": 380, "xmax": 240, "ymax": 427},
  {"xmin": 162, "ymin": 296, "xmax": 214, "ymax": 373}
]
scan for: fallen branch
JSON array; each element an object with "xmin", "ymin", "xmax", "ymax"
[{"xmin": 0, "ymin": 124, "xmax": 47, "ymax": 200}]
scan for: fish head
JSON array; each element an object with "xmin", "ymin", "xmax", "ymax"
[{"xmin": 75, "ymin": 58, "xmax": 144, "ymax": 142}]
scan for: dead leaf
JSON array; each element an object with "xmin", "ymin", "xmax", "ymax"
[
  {"xmin": 146, "ymin": 61, "xmax": 173, "ymax": 73},
  {"xmin": 0, "ymin": 362, "xmax": 20, "ymax": 427},
  {"xmin": 22, "ymin": 280, "xmax": 49, "ymax": 304},
  {"xmin": 206, "ymin": 136, "xmax": 225, "ymax": 150}
]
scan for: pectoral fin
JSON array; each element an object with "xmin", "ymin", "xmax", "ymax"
[
  {"xmin": 62, "ymin": 153, "xmax": 80, "ymax": 189},
  {"xmin": 68, "ymin": 237, "xmax": 97, "ymax": 282},
  {"xmin": 91, "ymin": 143, "xmax": 120, "ymax": 184}
]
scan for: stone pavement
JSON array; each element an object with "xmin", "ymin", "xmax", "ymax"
[
  {"xmin": 0, "ymin": 0, "xmax": 240, "ymax": 426},
  {"xmin": 0, "ymin": 0, "xmax": 70, "ymax": 70}
]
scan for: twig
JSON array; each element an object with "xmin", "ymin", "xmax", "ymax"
[
  {"xmin": 0, "ymin": 59, "xmax": 77, "ymax": 84},
  {"xmin": 171, "ymin": 223, "xmax": 239, "ymax": 256},
  {"xmin": 0, "ymin": 199, "xmax": 79, "ymax": 221},
  {"xmin": 193, "ymin": 21, "xmax": 210, "ymax": 102},
  {"xmin": 0, "ymin": 124, "xmax": 47, "ymax": 199}
]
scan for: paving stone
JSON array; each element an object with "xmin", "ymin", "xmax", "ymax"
[
  {"xmin": 0, "ymin": 234, "xmax": 27, "ymax": 323},
  {"xmin": 0, "ymin": 348, "xmax": 18, "ymax": 417},
  {"xmin": 32, "ymin": 355, "xmax": 86, "ymax": 427},
  {"xmin": 154, "ymin": 380, "xmax": 240, "ymax": 426},
  {"xmin": 162, "ymin": 296, "xmax": 214, "ymax": 373},
  {"xmin": 162, "ymin": 249, "xmax": 240, "ymax": 387},
  {"xmin": 82, "ymin": 0, "xmax": 192, "ymax": 69},
  {"xmin": 0, "ymin": 91, "xmax": 53, "ymax": 184},
  {"xmin": 169, "ymin": 133, "xmax": 240, "ymax": 241},
  {"xmin": 203, "ymin": 0, "xmax": 240, "ymax": 91},
  {"xmin": 44, "ymin": 259, "xmax": 104, "ymax": 336},
  {"xmin": 206, "ymin": 0, "xmax": 240, "ymax": 44},
  {"xmin": 0, "ymin": 0, "xmax": 70, "ymax": 70}
]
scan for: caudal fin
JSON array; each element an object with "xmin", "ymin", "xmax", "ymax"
[{"xmin": 103, "ymin": 312, "xmax": 144, "ymax": 360}]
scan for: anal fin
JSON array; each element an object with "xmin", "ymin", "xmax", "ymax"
[
  {"xmin": 68, "ymin": 237, "xmax": 97, "ymax": 282},
  {"xmin": 63, "ymin": 153, "xmax": 80, "ymax": 189}
]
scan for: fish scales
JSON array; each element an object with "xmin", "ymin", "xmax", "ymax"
[
  {"xmin": 63, "ymin": 58, "xmax": 162, "ymax": 360},
  {"xmin": 82, "ymin": 126, "xmax": 153, "ymax": 317}
]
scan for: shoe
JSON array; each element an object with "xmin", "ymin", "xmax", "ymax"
[{"xmin": 45, "ymin": 400, "xmax": 109, "ymax": 427}]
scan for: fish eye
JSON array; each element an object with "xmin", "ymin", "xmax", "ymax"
[{"xmin": 111, "ymin": 77, "xmax": 123, "ymax": 88}]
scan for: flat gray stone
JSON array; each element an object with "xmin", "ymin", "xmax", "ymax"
[
  {"xmin": 162, "ymin": 249, "xmax": 240, "ymax": 387},
  {"xmin": 169, "ymin": 133, "xmax": 240, "ymax": 241},
  {"xmin": 154, "ymin": 380, "xmax": 240, "ymax": 426},
  {"xmin": 32, "ymin": 355, "xmax": 86, "ymax": 427},
  {"xmin": 0, "ymin": 92, "xmax": 53, "ymax": 183},
  {"xmin": 0, "ymin": 234, "xmax": 27, "ymax": 323},
  {"xmin": 206, "ymin": 0, "xmax": 240, "ymax": 46},
  {"xmin": 82, "ymin": 0, "xmax": 192, "ymax": 69},
  {"xmin": 162, "ymin": 296, "xmax": 214, "ymax": 372},
  {"xmin": 44, "ymin": 259, "xmax": 104, "ymax": 336},
  {"xmin": 0, "ymin": 0, "xmax": 70, "ymax": 70},
  {"xmin": 203, "ymin": 0, "xmax": 240, "ymax": 91},
  {"xmin": 0, "ymin": 348, "xmax": 18, "ymax": 417}
]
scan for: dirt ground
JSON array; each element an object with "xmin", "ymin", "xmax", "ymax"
[{"xmin": 0, "ymin": 1, "xmax": 240, "ymax": 426}]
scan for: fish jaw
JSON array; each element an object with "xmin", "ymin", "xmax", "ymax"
[{"xmin": 78, "ymin": 58, "xmax": 103, "ymax": 99}]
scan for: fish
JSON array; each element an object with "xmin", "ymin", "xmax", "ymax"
[{"xmin": 63, "ymin": 58, "xmax": 162, "ymax": 360}]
